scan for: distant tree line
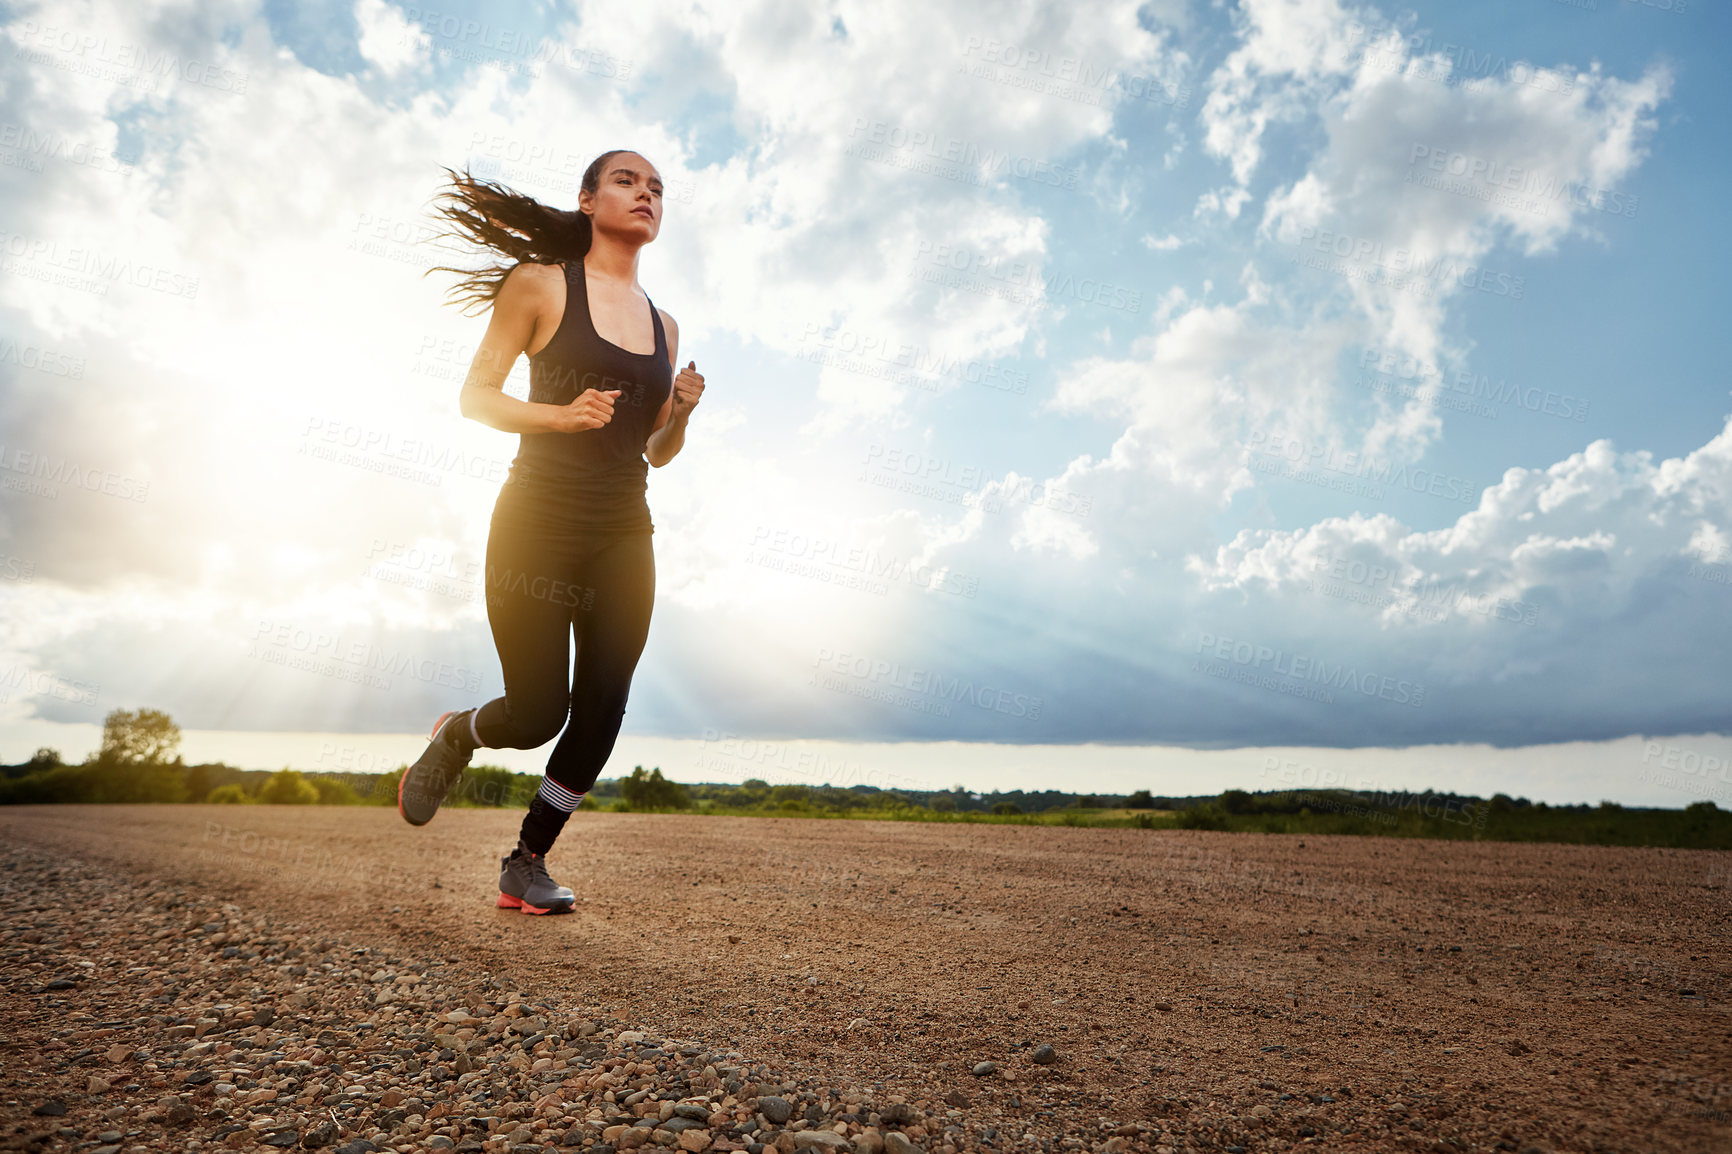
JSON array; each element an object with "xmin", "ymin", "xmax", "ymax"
[
  {"xmin": 0, "ymin": 710, "xmax": 1176, "ymax": 813},
  {"xmin": 3, "ymin": 708, "xmax": 1725, "ymax": 849}
]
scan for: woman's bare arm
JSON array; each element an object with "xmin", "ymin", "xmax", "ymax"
[
  {"xmin": 646, "ymin": 311, "xmax": 704, "ymax": 467},
  {"xmin": 458, "ymin": 263, "xmax": 620, "ymax": 435}
]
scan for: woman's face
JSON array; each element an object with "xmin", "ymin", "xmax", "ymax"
[{"xmin": 584, "ymin": 151, "xmax": 663, "ymax": 242}]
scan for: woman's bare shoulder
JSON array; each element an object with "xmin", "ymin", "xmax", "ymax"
[
  {"xmin": 505, "ymin": 260, "xmax": 566, "ymax": 291},
  {"xmin": 493, "ymin": 261, "xmax": 565, "ymax": 316}
]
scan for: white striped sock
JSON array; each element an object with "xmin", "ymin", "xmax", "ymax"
[
  {"xmin": 468, "ymin": 709, "xmax": 484, "ymax": 749},
  {"xmin": 537, "ymin": 776, "xmax": 585, "ymax": 812}
]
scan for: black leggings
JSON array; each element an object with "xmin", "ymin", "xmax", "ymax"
[{"xmin": 470, "ymin": 505, "xmax": 655, "ymax": 800}]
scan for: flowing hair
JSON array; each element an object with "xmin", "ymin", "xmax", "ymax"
[{"xmin": 421, "ymin": 149, "xmax": 631, "ymax": 315}]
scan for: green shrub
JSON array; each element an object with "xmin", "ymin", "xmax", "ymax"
[
  {"xmin": 1219, "ymin": 789, "xmax": 1253, "ymax": 814},
  {"xmin": 451, "ymin": 765, "xmax": 536, "ymax": 808},
  {"xmin": 620, "ymin": 766, "xmax": 689, "ymax": 810},
  {"xmin": 258, "ymin": 769, "xmax": 319, "ymax": 805},
  {"xmin": 992, "ymin": 801, "xmax": 1023, "ymax": 815},
  {"xmin": 3, "ymin": 758, "xmax": 190, "ymax": 804},
  {"xmin": 363, "ymin": 767, "xmax": 404, "ymax": 805},
  {"xmin": 207, "ymin": 784, "xmax": 253, "ymax": 804},
  {"xmin": 0, "ymin": 709, "xmax": 193, "ymax": 803},
  {"xmin": 0, "ymin": 763, "xmax": 98, "ymax": 804},
  {"xmin": 1, "ymin": 748, "xmax": 61, "ymax": 780},
  {"xmin": 184, "ymin": 763, "xmax": 244, "ymax": 804},
  {"xmin": 1178, "ymin": 805, "xmax": 1228, "ymax": 831},
  {"xmin": 88, "ymin": 759, "xmax": 187, "ymax": 803},
  {"xmin": 310, "ymin": 776, "xmax": 362, "ymax": 805}
]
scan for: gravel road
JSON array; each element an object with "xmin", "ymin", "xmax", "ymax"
[{"xmin": 0, "ymin": 806, "xmax": 1727, "ymax": 1153}]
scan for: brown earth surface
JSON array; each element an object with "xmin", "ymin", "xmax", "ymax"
[{"xmin": 2, "ymin": 805, "xmax": 1729, "ymax": 1153}]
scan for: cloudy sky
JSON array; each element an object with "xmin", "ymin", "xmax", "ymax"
[{"xmin": 1, "ymin": 0, "xmax": 1728, "ymax": 803}]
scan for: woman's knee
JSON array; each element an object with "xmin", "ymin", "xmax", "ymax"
[{"xmin": 499, "ymin": 695, "xmax": 569, "ymax": 747}]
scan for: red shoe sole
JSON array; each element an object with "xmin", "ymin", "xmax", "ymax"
[{"xmin": 496, "ymin": 891, "xmax": 570, "ymax": 915}]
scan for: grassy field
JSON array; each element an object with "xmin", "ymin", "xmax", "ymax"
[
  {"xmin": 647, "ymin": 796, "xmax": 1732, "ymax": 849},
  {"xmin": 5, "ymin": 756, "xmax": 1729, "ymax": 849}
]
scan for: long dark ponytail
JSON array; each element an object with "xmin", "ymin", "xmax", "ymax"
[{"xmin": 422, "ymin": 149, "xmax": 630, "ymax": 314}]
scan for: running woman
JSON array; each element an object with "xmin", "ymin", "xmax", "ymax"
[{"xmin": 400, "ymin": 149, "xmax": 705, "ymax": 915}]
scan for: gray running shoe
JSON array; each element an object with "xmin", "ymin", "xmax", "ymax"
[
  {"xmin": 497, "ymin": 842, "xmax": 575, "ymax": 915},
  {"xmin": 397, "ymin": 709, "xmax": 476, "ymax": 826}
]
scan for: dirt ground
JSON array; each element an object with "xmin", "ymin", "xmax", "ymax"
[{"xmin": 2, "ymin": 805, "xmax": 1728, "ymax": 1153}]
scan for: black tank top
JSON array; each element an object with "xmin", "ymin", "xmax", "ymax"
[{"xmin": 498, "ymin": 259, "xmax": 673, "ymax": 534}]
